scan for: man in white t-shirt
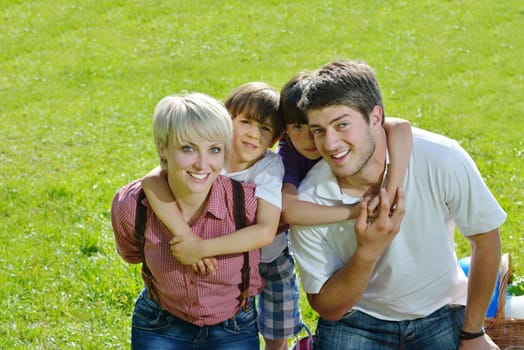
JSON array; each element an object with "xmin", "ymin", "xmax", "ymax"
[{"xmin": 290, "ymin": 60, "xmax": 506, "ymax": 350}]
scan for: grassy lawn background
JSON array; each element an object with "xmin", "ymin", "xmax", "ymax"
[{"xmin": 1, "ymin": 1, "xmax": 523, "ymax": 348}]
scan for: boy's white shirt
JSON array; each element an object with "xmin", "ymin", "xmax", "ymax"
[{"xmin": 225, "ymin": 150, "xmax": 286, "ymax": 262}]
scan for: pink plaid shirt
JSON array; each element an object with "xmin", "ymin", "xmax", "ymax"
[{"xmin": 111, "ymin": 176, "xmax": 262, "ymax": 326}]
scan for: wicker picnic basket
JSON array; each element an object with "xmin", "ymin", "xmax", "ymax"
[{"xmin": 485, "ymin": 253, "xmax": 524, "ymax": 348}]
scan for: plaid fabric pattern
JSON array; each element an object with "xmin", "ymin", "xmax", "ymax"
[
  {"xmin": 112, "ymin": 177, "xmax": 262, "ymax": 326},
  {"xmin": 258, "ymin": 247, "xmax": 303, "ymax": 339}
]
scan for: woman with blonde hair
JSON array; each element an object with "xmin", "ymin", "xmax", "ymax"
[{"xmin": 112, "ymin": 92, "xmax": 263, "ymax": 349}]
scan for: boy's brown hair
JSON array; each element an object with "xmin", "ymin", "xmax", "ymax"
[{"xmin": 224, "ymin": 82, "xmax": 285, "ymax": 143}]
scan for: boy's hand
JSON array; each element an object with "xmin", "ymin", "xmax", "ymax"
[
  {"xmin": 170, "ymin": 235, "xmax": 218, "ymax": 274},
  {"xmin": 170, "ymin": 235, "xmax": 205, "ymax": 264},
  {"xmin": 365, "ymin": 187, "xmax": 401, "ymax": 219},
  {"xmin": 366, "ymin": 194, "xmax": 380, "ymax": 219},
  {"xmin": 345, "ymin": 202, "xmax": 362, "ymax": 220},
  {"xmin": 353, "ymin": 188, "xmax": 405, "ymax": 260},
  {"xmin": 191, "ymin": 258, "xmax": 218, "ymax": 275}
]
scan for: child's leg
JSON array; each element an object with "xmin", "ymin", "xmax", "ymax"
[
  {"xmin": 263, "ymin": 338, "xmax": 287, "ymax": 350},
  {"xmin": 258, "ymin": 246, "xmax": 303, "ymax": 350}
]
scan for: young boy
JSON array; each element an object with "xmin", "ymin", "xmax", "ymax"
[
  {"xmin": 142, "ymin": 82, "xmax": 301, "ymax": 350},
  {"xmin": 278, "ymin": 73, "xmax": 412, "ymax": 226}
]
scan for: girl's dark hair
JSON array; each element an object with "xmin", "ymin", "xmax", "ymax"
[{"xmin": 279, "ymin": 73, "xmax": 310, "ymax": 125}]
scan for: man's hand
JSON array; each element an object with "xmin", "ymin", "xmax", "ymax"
[
  {"xmin": 353, "ymin": 188, "xmax": 405, "ymax": 260},
  {"xmin": 459, "ymin": 334, "xmax": 500, "ymax": 350}
]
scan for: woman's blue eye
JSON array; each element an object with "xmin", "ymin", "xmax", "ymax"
[{"xmin": 210, "ymin": 147, "xmax": 222, "ymax": 154}]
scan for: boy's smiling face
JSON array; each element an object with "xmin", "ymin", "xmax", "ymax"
[{"xmin": 229, "ymin": 113, "xmax": 275, "ymax": 171}]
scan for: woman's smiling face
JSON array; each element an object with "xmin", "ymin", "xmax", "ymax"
[{"xmin": 160, "ymin": 137, "xmax": 226, "ymax": 196}]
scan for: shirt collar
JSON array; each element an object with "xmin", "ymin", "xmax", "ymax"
[
  {"xmin": 203, "ymin": 176, "xmax": 229, "ymax": 220},
  {"xmin": 315, "ymin": 146, "xmax": 391, "ymax": 205}
]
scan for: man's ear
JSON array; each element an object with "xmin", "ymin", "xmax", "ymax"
[{"xmin": 369, "ymin": 105, "xmax": 384, "ymax": 126}]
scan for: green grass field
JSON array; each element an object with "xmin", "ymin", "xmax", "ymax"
[{"xmin": 1, "ymin": 1, "xmax": 523, "ymax": 348}]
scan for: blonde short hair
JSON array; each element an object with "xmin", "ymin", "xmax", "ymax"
[{"xmin": 153, "ymin": 92, "xmax": 233, "ymax": 161}]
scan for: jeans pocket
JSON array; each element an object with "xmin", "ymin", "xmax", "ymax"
[
  {"xmin": 222, "ymin": 299, "xmax": 258, "ymax": 335},
  {"xmin": 132, "ymin": 290, "xmax": 173, "ymax": 331},
  {"xmin": 340, "ymin": 308, "xmax": 359, "ymax": 322}
]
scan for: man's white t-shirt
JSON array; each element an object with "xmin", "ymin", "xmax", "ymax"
[{"xmin": 290, "ymin": 127, "xmax": 507, "ymax": 321}]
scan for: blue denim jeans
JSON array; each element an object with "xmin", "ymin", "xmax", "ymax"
[
  {"xmin": 131, "ymin": 288, "xmax": 259, "ymax": 350},
  {"xmin": 314, "ymin": 304, "xmax": 465, "ymax": 350}
]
